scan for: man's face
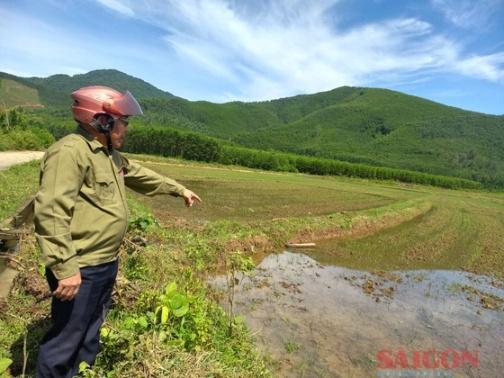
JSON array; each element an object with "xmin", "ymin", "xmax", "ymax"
[{"xmin": 110, "ymin": 117, "xmax": 129, "ymax": 149}]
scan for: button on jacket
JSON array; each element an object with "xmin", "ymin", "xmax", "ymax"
[{"xmin": 34, "ymin": 127, "xmax": 186, "ymax": 279}]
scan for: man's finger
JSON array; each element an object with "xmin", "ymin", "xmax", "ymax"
[
  {"xmin": 57, "ymin": 286, "xmax": 72, "ymax": 301},
  {"xmin": 53, "ymin": 284, "xmax": 64, "ymax": 298},
  {"xmin": 193, "ymin": 193, "xmax": 202, "ymax": 202},
  {"xmin": 66, "ymin": 287, "xmax": 78, "ymax": 301}
]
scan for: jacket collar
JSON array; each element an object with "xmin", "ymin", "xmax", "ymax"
[{"xmin": 76, "ymin": 125, "xmax": 106, "ymax": 152}]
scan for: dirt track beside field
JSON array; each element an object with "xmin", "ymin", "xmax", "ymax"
[{"xmin": 0, "ymin": 151, "xmax": 44, "ymax": 171}]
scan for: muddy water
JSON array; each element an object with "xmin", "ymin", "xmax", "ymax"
[{"xmin": 210, "ymin": 252, "xmax": 504, "ymax": 377}]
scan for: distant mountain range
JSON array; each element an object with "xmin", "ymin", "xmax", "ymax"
[{"xmin": 1, "ymin": 69, "xmax": 503, "ymax": 184}]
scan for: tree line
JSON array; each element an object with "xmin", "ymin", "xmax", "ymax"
[
  {"xmin": 22, "ymin": 121, "xmax": 482, "ymax": 189},
  {"xmin": 122, "ymin": 126, "xmax": 482, "ymax": 189}
]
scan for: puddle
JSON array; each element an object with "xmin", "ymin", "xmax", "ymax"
[{"xmin": 210, "ymin": 252, "xmax": 504, "ymax": 377}]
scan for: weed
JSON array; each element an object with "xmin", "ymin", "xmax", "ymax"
[
  {"xmin": 224, "ymin": 251, "xmax": 255, "ymax": 336},
  {"xmin": 284, "ymin": 341, "xmax": 300, "ymax": 353}
]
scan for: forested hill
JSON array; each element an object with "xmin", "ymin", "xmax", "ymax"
[
  {"xmin": 139, "ymin": 87, "xmax": 504, "ymax": 184},
  {"xmin": 1, "ymin": 69, "xmax": 504, "ymax": 185},
  {"xmin": 243, "ymin": 88, "xmax": 504, "ymax": 182},
  {"xmin": 0, "ymin": 69, "xmax": 174, "ymax": 107}
]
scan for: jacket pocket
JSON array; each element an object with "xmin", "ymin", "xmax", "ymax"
[{"xmin": 94, "ymin": 172, "xmax": 116, "ymax": 202}]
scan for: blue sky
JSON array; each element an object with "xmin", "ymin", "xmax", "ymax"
[{"xmin": 1, "ymin": 0, "xmax": 503, "ymax": 115}]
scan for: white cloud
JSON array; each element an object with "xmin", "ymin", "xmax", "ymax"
[
  {"xmin": 3, "ymin": 0, "xmax": 504, "ymax": 102},
  {"xmin": 431, "ymin": 0, "xmax": 503, "ymax": 28},
  {"xmin": 99, "ymin": 0, "xmax": 504, "ymax": 101},
  {"xmin": 455, "ymin": 52, "xmax": 504, "ymax": 81},
  {"xmin": 95, "ymin": 0, "xmax": 134, "ymax": 17}
]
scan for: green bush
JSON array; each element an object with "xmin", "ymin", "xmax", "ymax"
[
  {"xmin": 0, "ymin": 108, "xmax": 55, "ymax": 151},
  {"xmin": 0, "ymin": 128, "xmax": 54, "ymax": 151}
]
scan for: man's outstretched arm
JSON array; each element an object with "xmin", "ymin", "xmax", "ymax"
[{"xmin": 122, "ymin": 157, "xmax": 201, "ymax": 206}]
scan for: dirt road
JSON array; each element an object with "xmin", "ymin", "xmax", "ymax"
[{"xmin": 0, "ymin": 151, "xmax": 44, "ymax": 171}]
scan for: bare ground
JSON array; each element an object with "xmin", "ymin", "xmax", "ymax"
[{"xmin": 0, "ymin": 151, "xmax": 44, "ymax": 171}]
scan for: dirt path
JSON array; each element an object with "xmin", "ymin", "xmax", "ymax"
[{"xmin": 0, "ymin": 151, "xmax": 44, "ymax": 171}]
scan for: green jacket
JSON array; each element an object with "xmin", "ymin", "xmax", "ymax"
[{"xmin": 34, "ymin": 127, "xmax": 186, "ymax": 279}]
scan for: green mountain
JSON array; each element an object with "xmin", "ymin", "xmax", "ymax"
[
  {"xmin": 1, "ymin": 69, "xmax": 174, "ymax": 107},
  {"xmin": 236, "ymin": 88, "xmax": 504, "ymax": 182},
  {"xmin": 2, "ymin": 69, "xmax": 504, "ymax": 185},
  {"xmin": 0, "ymin": 75, "xmax": 42, "ymax": 108},
  {"xmin": 0, "ymin": 71, "xmax": 61, "ymax": 107},
  {"xmin": 138, "ymin": 88, "xmax": 504, "ymax": 183}
]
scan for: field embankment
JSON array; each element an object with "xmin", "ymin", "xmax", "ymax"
[{"xmin": 131, "ymin": 155, "xmax": 504, "ymax": 278}]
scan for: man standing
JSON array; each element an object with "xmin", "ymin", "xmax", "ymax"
[{"xmin": 34, "ymin": 86, "xmax": 201, "ymax": 377}]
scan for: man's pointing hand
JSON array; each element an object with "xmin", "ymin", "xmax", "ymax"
[{"xmin": 182, "ymin": 189, "xmax": 202, "ymax": 208}]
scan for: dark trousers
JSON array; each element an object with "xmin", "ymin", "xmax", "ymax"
[{"xmin": 36, "ymin": 260, "xmax": 118, "ymax": 378}]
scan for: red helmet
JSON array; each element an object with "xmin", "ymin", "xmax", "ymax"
[{"xmin": 71, "ymin": 86, "xmax": 143, "ymax": 125}]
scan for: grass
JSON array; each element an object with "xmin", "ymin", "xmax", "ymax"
[
  {"xmin": 2, "ymin": 154, "xmax": 504, "ymax": 376},
  {"xmin": 128, "ymin": 154, "xmax": 504, "ymax": 279},
  {"xmin": 1, "ymin": 196, "xmax": 271, "ymax": 377},
  {"xmin": 130, "ymin": 158, "xmax": 398, "ymax": 222},
  {"xmin": 284, "ymin": 341, "xmax": 300, "ymax": 353},
  {"xmin": 0, "ymin": 160, "xmax": 39, "ymax": 222},
  {"xmin": 308, "ymin": 189, "xmax": 504, "ymax": 278}
]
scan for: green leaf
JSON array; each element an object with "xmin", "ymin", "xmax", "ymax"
[
  {"xmin": 123, "ymin": 316, "xmax": 137, "ymax": 330},
  {"xmin": 155, "ymin": 305, "xmax": 162, "ymax": 319},
  {"xmin": 100, "ymin": 327, "xmax": 110, "ymax": 338},
  {"xmin": 161, "ymin": 305, "xmax": 169, "ymax": 324},
  {"xmin": 165, "ymin": 282, "xmax": 177, "ymax": 297},
  {"xmin": 172, "ymin": 303, "xmax": 189, "ymax": 317},
  {"xmin": 78, "ymin": 361, "xmax": 90, "ymax": 373},
  {"xmin": 38, "ymin": 263, "xmax": 46, "ymax": 277},
  {"xmin": 169, "ymin": 293, "xmax": 188, "ymax": 309},
  {"xmin": 137, "ymin": 316, "xmax": 149, "ymax": 329},
  {"xmin": 0, "ymin": 358, "xmax": 13, "ymax": 374}
]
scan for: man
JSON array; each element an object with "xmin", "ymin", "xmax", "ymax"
[{"xmin": 34, "ymin": 86, "xmax": 201, "ymax": 377}]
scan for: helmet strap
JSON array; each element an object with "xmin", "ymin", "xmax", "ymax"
[
  {"xmin": 106, "ymin": 132, "xmax": 113, "ymax": 155},
  {"xmin": 90, "ymin": 114, "xmax": 115, "ymax": 155},
  {"xmin": 90, "ymin": 114, "xmax": 115, "ymax": 134}
]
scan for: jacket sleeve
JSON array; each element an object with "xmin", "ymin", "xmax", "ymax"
[
  {"xmin": 34, "ymin": 145, "xmax": 85, "ymax": 280},
  {"xmin": 123, "ymin": 157, "xmax": 186, "ymax": 197}
]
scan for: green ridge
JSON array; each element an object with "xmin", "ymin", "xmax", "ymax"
[{"xmin": 1, "ymin": 69, "xmax": 503, "ymax": 185}]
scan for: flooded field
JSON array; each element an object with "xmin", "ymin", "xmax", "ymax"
[
  {"xmin": 141, "ymin": 156, "xmax": 504, "ymax": 376},
  {"xmin": 211, "ymin": 252, "xmax": 504, "ymax": 377}
]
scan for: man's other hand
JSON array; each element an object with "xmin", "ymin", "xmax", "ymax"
[
  {"xmin": 182, "ymin": 189, "xmax": 202, "ymax": 208},
  {"xmin": 53, "ymin": 272, "xmax": 82, "ymax": 301}
]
